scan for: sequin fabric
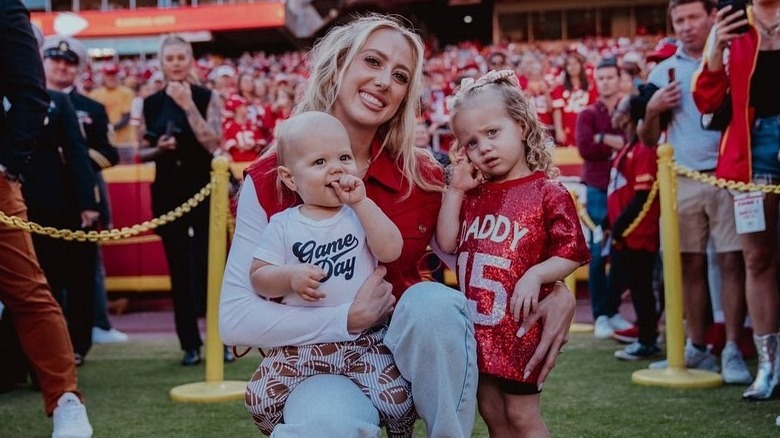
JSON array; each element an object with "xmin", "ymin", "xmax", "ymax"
[{"xmin": 456, "ymin": 172, "xmax": 589, "ymax": 382}]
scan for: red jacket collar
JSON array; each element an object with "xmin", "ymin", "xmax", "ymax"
[{"xmin": 365, "ymin": 137, "xmax": 405, "ymax": 193}]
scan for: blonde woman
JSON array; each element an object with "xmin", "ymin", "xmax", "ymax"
[
  {"xmin": 138, "ymin": 35, "xmax": 222, "ymax": 366},
  {"xmin": 220, "ymin": 15, "xmax": 575, "ymax": 437}
]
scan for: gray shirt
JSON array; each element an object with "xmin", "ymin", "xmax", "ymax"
[{"xmin": 647, "ymin": 46, "xmax": 720, "ymax": 171}]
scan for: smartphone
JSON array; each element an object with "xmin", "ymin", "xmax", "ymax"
[
  {"xmin": 717, "ymin": 0, "xmax": 749, "ymax": 34},
  {"xmin": 143, "ymin": 131, "xmax": 159, "ymax": 144},
  {"xmin": 164, "ymin": 120, "xmax": 178, "ymax": 138},
  {"xmin": 667, "ymin": 67, "xmax": 676, "ymax": 83}
]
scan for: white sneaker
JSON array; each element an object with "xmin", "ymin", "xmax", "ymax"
[
  {"xmin": 52, "ymin": 392, "xmax": 93, "ymax": 438},
  {"xmin": 648, "ymin": 339, "xmax": 719, "ymax": 372},
  {"xmin": 721, "ymin": 341, "xmax": 753, "ymax": 385},
  {"xmin": 92, "ymin": 327, "xmax": 129, "ymax": 344},
  {"xmin": 594, "ymin": 315, "xmax": 614, "ymax": 339},
  {"xmin": 609, "ymin": 313, "xmax": 634, "ymax": 331}
]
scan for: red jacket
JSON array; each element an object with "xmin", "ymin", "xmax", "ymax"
[{"xmin": 692, "ymin": 7, "xmax": 759, "ymax": 183}]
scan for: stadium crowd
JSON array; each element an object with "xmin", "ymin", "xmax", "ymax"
[
  {"xmin": 74, "ymin": 34, "xmax": 671, "ymax": 159},
  {"xmin": 6, "ymin": 0, "xmax": 780, "ymax": 435}
]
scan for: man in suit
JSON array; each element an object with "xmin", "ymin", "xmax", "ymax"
[
  {"xmin": 41, "ymin": 36, "xmax": 129, "ymax": 345},
  {"xmin": 22, "ymin": 86, "xmax": 101, "ymax": 366},
  {"xmin": 0, "ymin": 0, "xmax": 93, "ymax": 436}
]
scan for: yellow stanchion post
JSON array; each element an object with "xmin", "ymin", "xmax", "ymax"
[
  {"xmin": 566, "ymin": 269, "xmax": 593, "ymax": 333},
  {"xmin": 632, "ymin": 144, "xmax": 721, "ymax": 388},
  {"xmin": 170, "ymin": 156, "xmax": 247, "ymax": 402}
]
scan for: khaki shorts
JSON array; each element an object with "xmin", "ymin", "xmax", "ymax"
[{"xmin": 675, "ymin": 175, "xmax": 741, "ymax": 253}]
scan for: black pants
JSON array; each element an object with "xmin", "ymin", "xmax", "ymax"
[
  {"xmin": 29, "ymin": 208, "xmax": 97, "ymax": 358},
  {"xmin": 610, "ymin": 248, "xmax": 659, "ymax": 345},
  {"xmin": 157, "ymin": 210, "xmax": 208, "ymax": 352}
]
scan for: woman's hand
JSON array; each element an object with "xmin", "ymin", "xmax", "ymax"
[
  {"xmin": 157, "ymin": 135, "xmax": 177, "ymax": 152},
  {"xmin": 708, "ymin": 6, "xmax": 749, "ymax": 71},
  {"xmin": 347, "ymin": 266, "xmax": 395, "ymax": 334},
  {"xmin": 517, "ymin": 281, "xmax": 574, "ymax": 388},
  {"xmin": 166, "ymin": 81, "xmax": 195, "ymax": 110}
]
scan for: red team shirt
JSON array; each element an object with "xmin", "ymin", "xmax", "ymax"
[
  {"xmin": 456, "ymin": 172, "xmax": 590, "ymax": 382},
  {"xmin": 223, "ymin": 119, "xmax": 265, "ymax": 162},
  {"xmin": 551, "ymin": 85, "xmax": 598, "ymax": 147},
  {"xmin": 607, "ymin": 141, "xmax": 660, "ymax": 252}
]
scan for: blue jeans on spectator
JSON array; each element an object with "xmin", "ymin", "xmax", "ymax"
[
  {"xmin": 752, "ymin": 115, "xmax": 780, "ymax": 179},
  {"xmin": 587, "ymin": 186, "xmax": 618, "ymax": 319}
]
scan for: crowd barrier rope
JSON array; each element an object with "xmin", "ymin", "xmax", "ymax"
[
  {"xmin": 0, "ymin": 157, "xmax": 246, "ymax": 402},
  {"xmin": 0, "ymin": 182, "xmax": 213, "ymax": 242}
]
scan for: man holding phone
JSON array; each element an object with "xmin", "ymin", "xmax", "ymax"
[{"xmin": 638, "ymin": 0, "xmax": 751, "ymax": 385}]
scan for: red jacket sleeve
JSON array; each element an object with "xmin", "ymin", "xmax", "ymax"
[{"xmin": 692, "ymin": 45, "xmax": 729, "ymax": 114}]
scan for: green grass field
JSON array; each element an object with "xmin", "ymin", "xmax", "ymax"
[{"xmin": 1, "ymin": 334, "xmax": 778, "ymax": 437}]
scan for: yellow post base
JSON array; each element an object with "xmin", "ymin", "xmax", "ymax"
[
  {"xmin": 569, "ymin": 322, "xmax": 594, "ymax": 333},
  {"xmin": 170, "ymin": 380, "xmax": 247, "ymax": 403},
  {"xmin": 632, "ymin": 367, "xmax": 722, "ymax": 389}
]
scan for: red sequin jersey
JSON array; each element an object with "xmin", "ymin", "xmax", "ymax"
[{"xmin": 456, "ymin": 172, "xmax": 589, "ymax": 382}]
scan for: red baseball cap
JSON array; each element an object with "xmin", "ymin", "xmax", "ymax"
[{"xmin": 646, "ymin": 37, "xmax": 679, "ymax": 63}]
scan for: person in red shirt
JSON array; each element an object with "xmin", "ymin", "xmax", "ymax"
[
  {"xmin": 222, "ymin": 94, "xmax": 265, "ymax": 162},
  {"xmin": 551, "ymin": 53, "xmax": 598, "ymax": 146},
  {"xmin": 607, "ymin": 93, "xmax": 661, "ymax": 361},
  {"xmin": 221, "ymin": 15, "xmax": 577, "ymax": 437},
  {"xmin": 437, "ymin": 70, "xmax": 589, "ymax": 437},
  {"xmin": 521, "ymin": 56, "xmax": 554, "ymax": 135}
]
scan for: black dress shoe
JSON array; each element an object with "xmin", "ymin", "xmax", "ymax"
[
  {"xmin": 181, "ymin": 349, "xmax": 201, "ymax": 366},
  {"xmin": 224, "ymin": 346, "xmax": 235, "ymax": 363}
]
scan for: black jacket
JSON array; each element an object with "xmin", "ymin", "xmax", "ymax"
[
  {"xmin": 68, "ymin": 89, "xmax": 118, "ymax": 226},
  {"xmin": 0, "ymin": 0, "xmax": 49, "ymax": 178},
  {"xmin": 68, "ymin": 90, "xmax": 119, "ymax": 171},
  {"xmin": 22, "ymin": 90, "xmax": 98, "ymax": 214}
]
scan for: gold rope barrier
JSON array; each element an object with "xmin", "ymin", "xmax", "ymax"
[
  {"xmin": 170, "ymin": 156, "xmax": 246, "ymax": 402},
  {"xmin": 621, "ymin": 181, "xmax": 659, "ymax": 238},
  {"xmin": 571, "ymin": 190, "xmax": 597, "ymax": 231},
  {"xmin": 673, "ymin": 164, "xmax": 780, "ymax": 193},
  {"xmin": 0, "ymin": 183, "xmax": 213, "ymax": 242},
  {"xmin": 632, "ymin": 144, "xmax": 721, "ymax": 389}
]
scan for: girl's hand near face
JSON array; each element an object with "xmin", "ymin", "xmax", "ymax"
[
  {"xmin": 332, "ymin": 174, "xmax": 366, "ymax": 206},
  {"xmin": 449, "ymin": 148, "xmax": 484, "ymax": 192}
]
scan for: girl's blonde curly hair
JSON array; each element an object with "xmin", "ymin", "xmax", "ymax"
[{"xmin": 447, "ymin": 70, "xmax": 558, "ymax": 179}]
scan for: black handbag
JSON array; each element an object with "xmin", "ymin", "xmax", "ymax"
[{"xmin": 701, "ymin": 92, "xmax": 732, "ymax": 131}]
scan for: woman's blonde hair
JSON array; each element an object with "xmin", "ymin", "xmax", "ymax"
[
  {"xmin": 448, "ymin": 70, "xmax": 558, "ymax": 179},
  {"xmin": 293, "ymin": 13, "xmax": 439, "ymax": 194},
  {"xmin": 158, "ymin": 34, "xmax": 200, "ymax": 85}
]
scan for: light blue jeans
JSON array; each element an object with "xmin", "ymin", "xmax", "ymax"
[{"xmin": 272, "ymin": 282, "xmax": 478, "ymax": 438}]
